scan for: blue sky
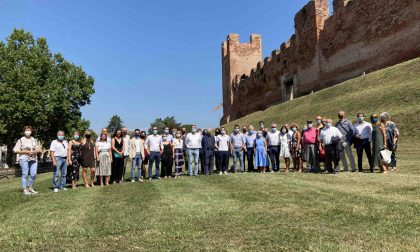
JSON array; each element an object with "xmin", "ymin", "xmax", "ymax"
[{"xmin": 0, "ymin": 0, "xmax": 333, "ymax": 132}]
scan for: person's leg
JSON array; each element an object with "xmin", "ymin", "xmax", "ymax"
[
  {"xmin": 246, "ymin": 148, "xmax": 252, "ymax": 172},
  {"xmin": 138, "ymin": 156, "xmax": 143, "ymax": 179},
  {"xmin": 131, "ymin": 157, "xmax": 136, "ymax": 180},
  {"xmin": 268, "ymin": 147, "xmax": 275, "ymax": 171},
  {"xmin": 155, "ymin": 153, "xmax": 161, "ymax": 178},
  {"xmin": 333, "ymin": 146, "xmax": 340, "ymax": 172},
  {"xmin": 193, "ymin": 149, "xmax": 199, "ymax": 176},
  {"xmin": 325, "ymin": 145, "xmax": 334, "ymax": 173},
  {"xmin": 285, "ymin": 158, "xmax": 290, "ymax": 171},
  {"xmin": 239, "ymin": 150, "xmax": 244, "ymax": 172},
  {"xmin": 28, "ymin": 160, "xmax": 38, "ymax": 188},
  {"xmin": 223, "ymin": 151, "xmax": 228, "ymax": 172},
  {"xmin": 364, "ymin": 142, "xmax": 373, "ymax": 171},
  {"xmin": 52, "ymin": 159, "xmax": 60, "ymax": 189},
  {"xmin": 161, "ymin": 155, "xmax": 167, "ymax": 178},
  {"xmin": 20, "ymin": 160, "xmax": 29, "ymax": 190},
  {"xmin": 209, "ymin": 152, "xmax": 214, "ymax": 175},
  {"xmin": 187, "ymin": 149, "xmax": 194, "ymax": 176},
  {"xmin": 61, "ymin": 157, "xmax": 68, "ymax": 189},
  {"xmin": 82, "ymin": 167, "xmax": 88, "ymax": 186},
  {"xmin": 148, "ymin": 152, "xmax": 155, "ymax": 179},
  {"xmin": 122, "ymin": 156, "xmax": 128, "ymax": 181},
  {"xmin": 356, "ymin": 145, "xmax": 363, "ymax": 172},
  {"xmin": 339, "ymin": 145, "xmax": 348, "ymax": 171},
  {"xmin": 232, "ymin": 149, "xmax": 238, "ymax": 172},
  {"xmin": 218, "ymin": 152, "xmax": 223, "ymax": 173},
  {"xmin": 274, "ymin": 146, "xmax": 280, "ymax": 172},
  {"xmin": 345, "ymin": 143, "xmax": 356, "ymax": 171}
]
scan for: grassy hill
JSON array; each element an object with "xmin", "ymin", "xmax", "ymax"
[
  {"xmin": 222, "ymin": 57, "xmax": 420, "ymax": 140},
  {"xmin": 0, "ymin": 58, "xmax": 419, "ymax": 251}
]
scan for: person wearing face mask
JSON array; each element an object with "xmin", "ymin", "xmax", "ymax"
[
  {"xmin": 279, "ymin": 126, "xmax": 291, "ymax": 172},
  {"xmin": 50, "ymin": 131, "xmax": 69, "ymax": 192},
  {"xmin": 145, "ymin": 127, "xmax": 163, "ymax": 180},
  {"xmin": 80, "ymin": 130, "xmax": 96, "ymax": 188},
  {"xmin": 201, "ymin": 128, "xmax": 216, "ymax": 175},
  {"xmin": 289, "ymin": 124, "xmax": 303, "ymax": 172},
  {"xmin": 185, "ymin": 125, "xmax": 202, "ymax": 176},
  {"xmin": 139, "ymin": 131, "xmax": 148, "ymax": 179},
  {"xmin": 66, "ymin": 132, "xmax": 81, "ymax": 189},
  {"xmin": 254, "ymin": 131, "xmax": 268, "ymax": 173},
  {"xmin": 245, "ymin": 125, "xmax": 256, "ymax": 172},
  {"xmin": 110, "ymin": 129, "xmax": 126, "ymax": 183},
  {"xmin": 181, "ymin": 127, "xmax": 189, "ymax": 173},
  {"xmin": 319, "ymin": 119, "xmax": 343, "ymax": 173},
  {"xmin": 216, "ymin": 129, "xmax": 230, "ymax": 175},
  {"xmin": 214, "ymin": 128, "xmax": 221, "ymax": 172},
  {"xmin": 129, "ymin": 129, "xmax": 145, "ymax": 182},
  {"xmin": 13, "ymin": 126, "xmax": 41, "ymax": 195},
  {"xmin": 302, "ymin": 121, "xmax": 319, "ymax": 172},
  {"xmin": 380, "ymin": 112, "xmax": 399, "ymax": 170},
  {"xmin": 266, "ymin": 123, "xmax": 281, "ymax": 172},
  {"xmin": 335, "ymin": 111, "xmax": 356, "ymax": 172},
  {"xmin": 198, "ymin": 128, "xmax": 205, "ymax": 174},
  {"xmin": 230, "ymin": 125, "xmax": 246, "ymax": 173},
  {"xmin": 371, "ymin": 114, "xmax": 388, "ymax": 173},
  {"xmin": 121, "ymin": 128, "xmax": 131, "ymax": 182},
  {"xmin": 353, "ymin": 113, "xmax": 373, "ymax": 172},
  {"xmin": 160, "ymin": 134, "xmax": 174, "ymax": 178},
  {"xmin": 163, "ymin": 126, "xmax": 173, "ymax": 143},
  {"xmin": 259, "ymin": 122, "xmax": 265, "ymax": 131},
  {"xmin": 172, "ymin": 131, "xmax": 184, "ymax": 178}
]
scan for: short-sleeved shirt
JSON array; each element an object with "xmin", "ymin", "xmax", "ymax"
[
  {"xmin": 216, "ymin": 135, "xmax": 230, "ymax": 151},
  {"xmin": 50, "ymin": 140, "xmax": 68, "ymax": 157},
  {"xmin": 266, "ymin": 130, "xmax": 280, "ymax": 146},
  {"xmin": 230, "ymin": 133, "xmax": 245, "ymax": 148},
  {"xmin": 145, "ymin": 135, "xmax": 162, "ymax": 152},
  {"xmin": 96, "ymin": 141, "xmax": 111, "ymax": 151},
  {"xmin": 172, "ymin": 138, "xmax": 183, "ymax": 149},
  {"xmin": 302, "ymin": 128, "xmax": 318, "ymax": 145},
  {"xmin": 13, "ymin": 137, "xmax": 40, "ymax": 161},
  {"xmin": 245, "ymin": 133, "xmax": 256, "ymax": 148}
]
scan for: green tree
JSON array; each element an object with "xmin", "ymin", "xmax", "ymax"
[
  {"xmin": 106, "ymin": 115, "xmax": 124, "ymax": 136},
  {"xmin": 148, "ymin": 116, "xmax": 181, "ymax": 134},
  {"xmin": 0, "ymin": 29, "xmax": 95, "ymax": 166}
]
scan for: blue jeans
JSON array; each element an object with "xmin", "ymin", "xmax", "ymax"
[
  {"xmin": 20, "ymin": 159, "xmax": 37, "ymax": 189},
  {"xmin": 148, "ymin": 151, "xmax": 161, "ymax": 179},
  {"xmin": 232, "ymin": 148, "xmax": 244, "ymax": 172},
  {"xmin": 53, "ymin": 156, "xmax": 67, "ymax": 189},
  {"xmin": 188, "ymin": 148, "xmax": 199, "ymax": 176},
  {"xmin": 131, "ymin": 154, "xmax": 142, "ymax": 180}
]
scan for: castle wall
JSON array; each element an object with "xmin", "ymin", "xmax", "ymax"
[{"xmin": 221, "ymin": 0, "xmax": 420, "ymax": 124}]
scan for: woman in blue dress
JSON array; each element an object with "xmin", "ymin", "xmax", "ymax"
[{"xmin": 254, "ymin": 131, "xmax": 268, "ymax": 173}]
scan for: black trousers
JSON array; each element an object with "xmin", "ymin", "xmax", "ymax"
[
  {"xmin": 111, "ymin": 157, "xmax": 124, "ymax": 183},
  {"xmin": 161, "ymin": 154, "xmax": 173, "ymax": 177},
  {"xmin": 246, "ymin": 148, "xmax": 255, "ymax": 172},
  {"xmin": 199, "ymin": 149, "xmax": 205, "ymax": 174},
  {"xmin": 218, "ymin": 151, "xmax": 229, "ymax": 172},
  {"xmin": 215, "ymin": 151, "xmax": 220, "ymax": 170},
  {"xmin": 355, "ymin": 139, "xmax": 373, "ymax": 171},
  {"xmin": 268, "ymin": 145, "xmax": 280, "ymax": 171},
  {"xmin": 204, "ymin": 150, "xmax": 215, "ymax": 175},
  {"xmin": 324, "ymin": 144, "xmax": 339, "ymax": 173}
]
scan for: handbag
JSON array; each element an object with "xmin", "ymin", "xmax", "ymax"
[{"xmin": 380, "ymin": 148, "xmax": 392, "ymax": 164}]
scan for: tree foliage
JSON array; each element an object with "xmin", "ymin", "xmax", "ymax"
[
  {"xmin": 0, "ymin": 29, "xmax": 95, "ymax": 165},
  {"xmin": 106, "ymin": 115, "xmax": 124, "ymax": 136}
]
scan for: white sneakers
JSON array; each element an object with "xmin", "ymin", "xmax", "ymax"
[
  {"xmin": 53, "ymin": 188, "xmax": 59, "ymax": 193},
  {"xmin": 131, "ymin": 179, "xmax": 135, "ymax": 183},
  {"xmin": 219, "ymin": 171, "xmax": 222, "ymax": 175},
  {"xmin": 23, "ymin": 187, "xmax": 39, "ymax": 195}
]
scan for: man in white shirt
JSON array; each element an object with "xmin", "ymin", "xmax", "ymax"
[
  {"xmin": 50, "ymin": 131, "xmax": 69, "ymax": 192},
  {"xmin": 145, "ymin": 127, "xmax": 162, "ymax": 180},
  {"xmin": 185, "ymin": 125, "xmax": 202, "ymax": 176},
  {"xmin": 216, "ymin": 129, "xmax": 230, "ymax": 175},
  {"xmin": 353, "ymin": 113, "xmax": 374, "ymax": 172},
  {"xmin": 266, "ymin": 123, "xmax": 281, "ymax": 172},
  {"xmin": 319, "ymin": 119, "xmax": 343, "ymax": 173},
  {"xmin": 122, "ymin": 127, "xmax": 130, "ymax": 181}
]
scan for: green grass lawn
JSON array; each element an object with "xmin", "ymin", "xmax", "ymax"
[
  {"xmin": 0, "ymin": 144, "xmax": 419, "ymax": 251},
  {"xmin": 1, "ymin": 58, "xmax": 420, "ymax": 251}
]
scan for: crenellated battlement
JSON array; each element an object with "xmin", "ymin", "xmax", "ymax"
[{"xmin": 221, "ymin": 0, "xmax": 420, "ymax": 124}]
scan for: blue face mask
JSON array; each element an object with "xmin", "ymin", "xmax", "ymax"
[
  {"xmin": 249, "ymin": 130, "xmax": 254, "ymax": 135},
  {"xmin": 58, "ymin": 135, "xmax": 64, "ymax": 141},
  {"xmin": 357, "ymin": 117, "xmax": 364, "ymax": 122},
  {"xmin": 73, "ymin": 135, "xmax": 80, "ymax": 140},
  {"xmin": 371, "ymin": 117, "xmax": 378, "ymax": 123},
  {"xmin": 271, "ymin": 128, "xmax": 277, "ymax": 133}
]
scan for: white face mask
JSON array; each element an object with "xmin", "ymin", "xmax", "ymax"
[
  {"xmin": 24, "ymin": 130, "xmax": 32, "ymax": 137},
  {"xmin": 308, "ymin": 124, "xmax": 313, "ymax": 128},
  {"xmin": 291, "ymin": 128, "xmax": 297, "ymax": 132}
]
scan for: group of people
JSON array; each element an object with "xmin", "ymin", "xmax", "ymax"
[{"xmin": 14, "ymin": 111, "xmax": 399, "ymax": 195}]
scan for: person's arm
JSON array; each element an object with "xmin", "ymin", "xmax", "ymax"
[
  {"xmin": 109, "ymin": 144, "xmax": 113, "ymax": 163},
  {"xmin": 95, "ymin": 143, "xmax": 99, "ymax": 161},
  {"xmin": 121, "ymin": 140, "xmax": 126, "ymax": 156},
  {"xmin": 229, "ymin": 135, "xmax": 234, "ymax": 152},
  {"xmin": 67, "ymin": 141, "xmax": 73, "ymax": 165},
  {"xmin": 296, "ymin": 132, "xmax": 302, "ymax": 149},
  {"xmin": 380, "ymin": 124, "xmax": 387, "ymax": 148},
  {"xmin": 49, "ymin": 141, "xmax": 57, "ymax": 166},
  {"xmin": 13, "ymin": 139, "xmax": 25, "ymax": 155},
  {"xmin": 215, "ymin": 137, "xmax": 219, "ymax": 150},
  {"xmin": 264, "ymin": 140, "xmax": 268, "ymax": 155}
]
